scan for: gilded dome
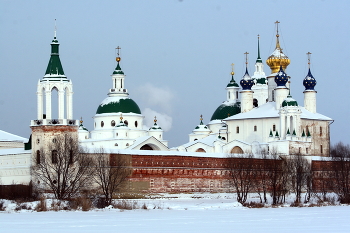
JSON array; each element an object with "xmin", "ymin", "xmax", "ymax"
[{"xmin": 266, "ymin": 34, "xmax": 290, "ymax": 73}]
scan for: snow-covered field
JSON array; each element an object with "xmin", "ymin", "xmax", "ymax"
[{"xmin": 1, "ymin": 194, "xmax": 349, "ymax": 233}]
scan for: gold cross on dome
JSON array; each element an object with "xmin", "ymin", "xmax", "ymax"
[
  {"xmin": 200, "ymin": 114, "xmax": 203, "ymax": 121},
  {"xmin": 154, "ymin": 116, "xmax": 157, "ymax": 123},
  {"xmin": 275, "ymin": 20, "xmax": 280, "ymax": 35}
]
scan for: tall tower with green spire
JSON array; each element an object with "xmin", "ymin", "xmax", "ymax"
[{"xmin": 32, "ymin": 26, "xmax": 75, "ymax": 125}]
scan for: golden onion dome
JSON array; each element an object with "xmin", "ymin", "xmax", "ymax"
[{"xmin": 266, "ymin": 23, "xmax": 291, "ymax": 73}]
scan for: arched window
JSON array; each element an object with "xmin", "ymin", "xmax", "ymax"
[
  {"xmin": 124, "ymin": 120, "xmax": 128, "ymax": 126},
  {"xmin": 320, "ymin": 126, "xmax": 323, "ymax": 136},
  {"xmin": 115, "ymin": 143, "xmax": 118, "ymax": 146},
  {"xmin": 272, "ymin": 90, "xmax": 275, "ymax": 101},
  {"xmin": 298, "ymin": 147, "xmax": 301, "ymax": 154},
  {"xmin": 306, "ymin": 148, "xmax": 309, "ymax": 154},
  {"xmin": 194, "ymin": 138, "xmax": 198, "ymax": 141},
  {"xmin": 273, "ymin": 124, "xmax": 276, "ymax": 131},
  {"xmin": 36, "ymin": 150, "xmax": 40, "ymax": 164},
  {"xmin": 196, "ymin": 148, "xmax": 206, "ymax": 153},
  {"xmin": 111, "ymin": 120, "xmax": 116, "ymax": 127},
  {"xmin": 320, "ymin": 145, "xmax": 323, "ymax": 154},
  {"xmin": 135, "ymin": 121, "xmax": 138, "ymax": 128},
  {"xmin": 126, "ymin": 143, "xmax": 129, "ymax": 147},
  {"xmin": 253, "ymin": 98, "xmax": 258, "ymax": 107},
  {"xmin": 230, "ymin": 146, "xmax": 243, "ymax": 154},
  {"xmin": 236, "ymin": 126, "xmax": 239, "ymax": 134},
  {"xmin": 101, "ymin": 121, "xmax": 104, "ymax": 128},
  {"xmin": 236, "ymin": 91, "xmax": 238, "ymax": 99},
  {"xmin": 254, "ymin": 125, "xmax": 257, "ymax": 131},
  {"xmin": 52, "ymin": 150, "xmax": 58, "ymax": 164},
  {"xmin": 306, "ymin": 126, "xmax": 309, "ymax": 135}
]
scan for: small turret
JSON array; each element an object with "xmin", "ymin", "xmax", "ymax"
[
  {"xmin": 240, "ymin": 52, "xmax": 254, "ymax": 112},
  {"xmin": 303, "ymin": 52, "xmax": 317, "ymax": 113}
]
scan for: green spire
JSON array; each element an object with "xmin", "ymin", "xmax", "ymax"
[
  {"xmin": 275, "ymin": 130, "xmax": 279, "ymax": 137},
  {"xmin": 44, "ymin": 33, "xmax": 66, "ymax": 78},
  {"xmin": 269, "ymin": 130, "xmax": 273, "ymax": 137},
  {"xmin": 302, "ymin": 129, "xmax": 306, "ymax": 137},
  {"xmin": 292, "ymin": 129, "xmax": 296, "ymax": 136},
  {"xmin": 286, "ymin": 128, "xmax": 290, "ymax": 135},
  {"xmin": 113, "ymin": 46, "xmax": 124, "ymax": 75},
  {"xmin": 256, "ymin": 35, "xmax": 262, "ymax": 63}
]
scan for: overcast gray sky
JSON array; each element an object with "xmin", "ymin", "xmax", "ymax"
[{"xmin": 1, "ymin": 0, "xmax": 349, "ymax": 147}]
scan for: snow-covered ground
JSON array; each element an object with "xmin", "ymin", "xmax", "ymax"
[{"xmin": 1, "ymin": 193, "xmax": 349, "ymax": 233}]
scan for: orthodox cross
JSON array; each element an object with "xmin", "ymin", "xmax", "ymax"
[{"xmin": 307, "ymin": 52, "xmax": 312, "ymax": 68}]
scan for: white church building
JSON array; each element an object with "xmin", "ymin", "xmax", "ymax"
[
  {"xmin": 177, "ymin": 26, "xmax": 332, "ymax": 156},
  {"xmin": 0, "ymin": 23, "xmax": 332, "ymax": 185}
]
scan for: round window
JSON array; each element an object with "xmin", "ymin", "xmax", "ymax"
[{"xmin": 101, "ymin": 121, "xmax": 104, "ymax": 127}]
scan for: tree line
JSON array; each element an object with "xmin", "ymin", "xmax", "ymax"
[{"xmin": 226, "ymin": 142, "xmax": 350, "ymax": 205}]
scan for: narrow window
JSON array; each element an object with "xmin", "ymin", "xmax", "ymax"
[
  {"xmin": 306, "ymin": 148, "xmax": 309, "ymax": 154},
  {"xmin": 320, "ymin": 145, "xmax": 323, "ymax": 154},
  {"xmin": 306, "ymin": 126, "xmax": 309, "ymax": 134},
  {"xmin": 254, "ymin": 125, "xmax": 257, "ymax": 132},
  {"xmin": 36, "ymin": 150, "xmax": 40, "ymax": 164},
  {"xmin": 228, "ymin": 91, "xmax": 230, "ymax": 99},
  {"xmin": 298, "ymin": 147, "xmax": 301, "ymax": 154},
  {"xmin": 236, "ymin": 126, "xmax": 239, "ymax": 134},
  {"xmin": 101, "ymin": 121, "xmax": 104, "ymax": 127},
  {"xmin": 135, "ymin": 121, "xmax": 138, "ymax": 128},
  {"xmin": 52, "ymin": 150, "xmax": 58, "ymax": 164},
  {"xmin": 273, "ymin": 124, "xmax": 276, "ymax": 132},
  {"xmin": 320, "ymin": 126, "xmax": 322, "ymax": 136},
  {"xmin": 69, "ymin": 150, "xmax": 73, "ymax": 164},
  {"xmin": 272, "ymin": 90, "xmax": 275, "ymax": 101},
  {"xmin": 121, "ymin": 79, "xmax": 123, "ymax": 88},
  {"xmin": 124, "ymin": 120, "xmax": 128, "ymax": 126},
  {"xmin": 236, "ymin": 91, "xmax": 238, "ymax": 99},
  {"xmin": 111, "ymin": 120, "xmax": 116, "ymax": 127}
]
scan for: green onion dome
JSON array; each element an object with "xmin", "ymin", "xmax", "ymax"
[
  {"xmin": 96, "ymin": 96, "xmax": 141, "ymax": 114},
  {"xmin": 282, "ymin": 94, "xmax": 298, "ymax": 107},
  {"xmin": 211, "ymin": 101, "xmax": 241, "ymax": 121}
]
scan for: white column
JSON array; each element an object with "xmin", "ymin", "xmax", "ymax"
[
  {"xmin": 68, "ymin": 91, "xmax": 73, "ymax": 119},
  {"xmin": 293, "ymin": 115, "xmax": 297, "ymax": 136},
  {"xmin": 58, "ymin": 90, "xmax": 64, "ymax": 119},
  {"xmin": 45, "ymin": 90, "xmax": 52, "ymax": 120},
  {"xmin": 267, "ymin": 76, "xmax": 276, "ymax": 102},
  {"xmin": 275, "ymin": 87, "xmax": 289, "ymax": 110},
  {"xmin": 240, "ymin": 90, "xmax": 253, "ymax": 113},
  {"xmin": 37, "ymin": 91, "xmax": 43, "ymax": 120},
  {"xmin": 304, "ymin": 90, "xmax": 317, "ymax": 113},
  {"xmin": 279, "ymin": 113, "xmax": 285, "ymax": 139}
]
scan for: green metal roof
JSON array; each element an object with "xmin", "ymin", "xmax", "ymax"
[
  {"xmin": 227, "ymin": 75, "xmax": 239, "ymax": 87},
  {"xmin": 210, "ymin": 102, "xmax": 241, "ymax": 121},
  {"xmin": 45, "ymin": 37, "xmax": 66, "ymax": 77},
  {"xmin": 96, "ymin": 98, "xmax": 141, "ymax": 114},
  {"xmin": 113, "ymin": 63, "xmax": 124, "ymax": 75}
]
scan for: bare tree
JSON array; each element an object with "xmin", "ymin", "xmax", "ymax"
[
  {"xmin": 31, "ymin": 134, "xmax": 94, "ymax": 200},
  {"xmin": 330, "ymin": 142, "xmax": 350, "ymax": 203},
  {"xmin": 226, "ymin": 153, "xmax": 256, "ymax": 205},
  {"xmin": 265, "ymin": 150, "xmax": 286, "ymax": 205},
  {"xmin": 93, "ymin": 150, "xmax": 132, "ymax": 206},
  {"xmin": 286, "ymin": 153, "xmax": 311, "ymax": 204}
]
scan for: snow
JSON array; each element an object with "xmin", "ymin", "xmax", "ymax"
[
  {"xmin": 0, "ymin": 148, "xmax": 31, "ymax": 156},
  {"xmin": 225, "ymin": 102, "xmax": 332, "ymax": 121},
  {"xmin": 1, "ymin": 194, "xmax": 349, "ymax": 233},
  {"xmin": 0, "ymin": 130, "xmax": 27, "ymax": 142},
  {"xmin": 99, "ymin": 96, "xmax": 127, "ymax": 106}
]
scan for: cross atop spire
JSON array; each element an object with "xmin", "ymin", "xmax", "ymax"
[
  {"xmin": 244, "ymin": 52, "xmax": 249, "ymax": 67},
  {"xmin": 54, "ymin": 19, "xmax": 57, "ymax": 38},
  {"xmin": 307, "ymin": 52, "xmax": 312, "ymax": 69},
  {"xmin": 231, "ymin": 63, "xmax": 235, "ymax": 75},
  {"xmin": 275, "ymin": 20, "xmax": 281, "ymax": 49}
]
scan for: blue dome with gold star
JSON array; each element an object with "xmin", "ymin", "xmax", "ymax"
[
  {"xmin": 240, "ymin": 68, "xmax": 254, "ymax": 90},
  {"xmin": 274, "ymin": 66, "xmax": 288, "ymax": 86},
  {"xmin": 303, "ymin": 68, "xmax": 317, "ymax": 90}
]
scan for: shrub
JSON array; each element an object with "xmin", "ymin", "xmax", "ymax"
[{"xmin": 35, "ymin": 196, "xmax": 47, "ymax": 212}]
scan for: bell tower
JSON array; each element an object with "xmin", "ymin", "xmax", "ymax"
[{"xmin": 30, "ymin": 26, "xmax": 78, "ymax": 156}]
